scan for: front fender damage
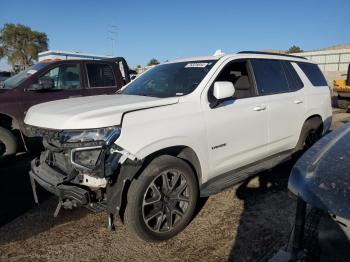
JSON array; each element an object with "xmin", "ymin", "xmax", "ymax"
[
  {"xmin": 106, "ymin": 158, "xmax": 143, "ymax": 215},
  {"xmin": 105, "ymin": 149, "xmax": 143, "ymax": 230}
]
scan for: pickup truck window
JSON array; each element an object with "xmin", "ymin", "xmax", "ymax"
[
  {"xmin": 122, "ymin": 60, "xmax": 217, "ymax": 98},
  {"xmin": 2, "ymin": 62, "xmax": 49, "ymax": 89},
  {"xmin": 86, "ymin": 63, "xmax": 116, "ymax": 88},
  {"xmin": 42, "ymin": 63, "xmax": 81, "ymax": 90}
]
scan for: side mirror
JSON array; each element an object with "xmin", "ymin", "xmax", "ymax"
[
  {"xmin": 213, "ymin": 81, "xmax": 235, "ymax": 100},
  {"xmin": 210, "ymin": 81, "xmax": 235, "ymax": 108},
  {"xmin": 28, "ymin": 76, "xmax": 54, "ymax": 91}
]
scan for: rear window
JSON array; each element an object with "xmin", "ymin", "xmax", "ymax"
[
  {"xmin": 297, "ymin": 62, "xmax": 327, "ymax": 86},
  {"xmin": 282, "ymin": 61, "xmax": 304, "ymax": 91},
  {"xmin": 86, "ymin": 63, "xmax": 116, "ymax": 88},
  {"xmin": 251, "ymin": 59, "xmax": 289, "ymax": 95}
]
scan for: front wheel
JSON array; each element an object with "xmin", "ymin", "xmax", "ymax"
[
  {"xmin": 124, "ymin": 155, "xmax": 198, "ymax": 241},
  {"xmin": 0, "ymin": 127, "xmax": 17, "ymax": 164}
]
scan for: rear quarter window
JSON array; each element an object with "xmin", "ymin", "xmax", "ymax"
[
  {"xmin": 297, "ymin": 62, "xmax": 327, "ymax": 86},
  {"xmin": 282, "ymin": 61, "xmax": 304, "ymax": 91},
  {"xmin": 86, "ymin": 63, "xmax": 116, "ymax": 88}
]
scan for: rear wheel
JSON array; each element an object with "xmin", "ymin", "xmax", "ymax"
[
  {"xmin": 295, "ymin": 118, "xmax": 323, "ymax": 154},
  {"xmin": 124, "ymin": 155, "xmax": 198, "ymax": 241},
  {"xmin": 0, "ymin": 127, "xmax": 17, "ymax": 164}
]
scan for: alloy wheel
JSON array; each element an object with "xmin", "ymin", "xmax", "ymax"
[{"xmin": 142, "ymin": 169, "xmax": 190, "ymax": 233}]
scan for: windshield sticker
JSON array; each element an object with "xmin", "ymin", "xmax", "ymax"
[
  {"xmin": 27, "ymin": 70, "xmax": 37, "ymax": 75},
  {"xmin": 185, "ymin": 63, "xmax": 208, "ymax": 68}
]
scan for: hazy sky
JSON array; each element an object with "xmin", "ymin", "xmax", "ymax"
[{"xmin": 0, "ymin": 0, "xmax": 349, "ymax": 69}]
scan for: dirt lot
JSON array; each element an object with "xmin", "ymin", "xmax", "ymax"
[{"xmin": 1, "ymin": 109, "xmax": 350, "ymax": 262}]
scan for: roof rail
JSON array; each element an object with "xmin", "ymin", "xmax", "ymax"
[{"xmin": 238, "ymin": 51, "xmax": 307, "ymax": 60}]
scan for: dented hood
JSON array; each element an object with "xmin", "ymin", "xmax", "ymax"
[{"xmin": 24, "ymin": 94, "xmax": 179, "ymax": 130}]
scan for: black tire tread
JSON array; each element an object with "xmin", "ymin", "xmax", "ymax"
[{"xmin": 124, "ymin": 155, "xmax": 198, "ymax": 242}]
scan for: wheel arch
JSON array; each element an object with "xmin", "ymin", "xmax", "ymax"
[
  {"xmin": 141, "ymin": 145, "xmax": 202, "ymax": 185},
  {"xmin": 109, "ymin": 145, "xmax": 203, "ymax": 220},
  {"xmin": 0, "ymin": 112, "xmax": 27, "ymax": 151}
]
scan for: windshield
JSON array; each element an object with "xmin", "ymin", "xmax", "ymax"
[
  {"xmin": 2, "ymin": 62, "xmax": 49, "ymax": 89},
  {"xmin": 122, "ymin": 60, "xmax": 217, "ymax": 98}
]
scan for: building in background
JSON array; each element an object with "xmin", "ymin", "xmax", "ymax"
[
  {"xmin": 292, "ymin": 44, "xmax": 350, "ymax": 85},
  {"xmin": 38, "ymin": 50, "xmax": 113, "ymax": 62}
]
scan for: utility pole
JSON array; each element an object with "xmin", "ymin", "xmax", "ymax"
[{"xmin": 107, "ymin": 25, "xmax": 117, "ymax": 56}]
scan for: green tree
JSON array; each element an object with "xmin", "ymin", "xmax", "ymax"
[
  {"xmin": 147, "ymin": 58, "xmax": 160, "ymax": 66},
  {"xmin": 287, "ymin": 45, "xmax": 303, "ymax": 54},
  {"xmin": 0, "ymin": 23, "xmax": 48, "ymax": 70}
]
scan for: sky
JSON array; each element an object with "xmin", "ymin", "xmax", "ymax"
[{"xmin": 0, "ymin": 0, "xmax": 349, "ymax": 69}]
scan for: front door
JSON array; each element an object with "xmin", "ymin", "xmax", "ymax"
[{"xmin": 203, "ymin": 60, "xmax": 269, "ymax": 179}]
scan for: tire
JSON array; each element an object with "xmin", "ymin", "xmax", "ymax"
[
  {"xmin": 303, "ymin": 208, "xmax": 323, "ymax": 261},
  {"xmin": 0, "ymin": 127, "xmax": 17, "ymax": 164},
  {"xmin": 124, "ymin": 155, "xmax": 198, "ymax": 242},
  {"xmin": 295, "ymin": 118, "xmax": 323, "ymax": 154},
  {"xmin": 337, "ymin": 99, "xmax": 350, "ymax": 109}
]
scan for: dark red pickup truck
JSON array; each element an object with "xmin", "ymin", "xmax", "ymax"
[{"xmin": 0, "ymin": 57, "xmax": 131, "ymax": 162}]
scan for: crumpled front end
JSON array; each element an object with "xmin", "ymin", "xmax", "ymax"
[{"xmin": 28, "ymin": 125, "xmax": 142, "ymax": 223}]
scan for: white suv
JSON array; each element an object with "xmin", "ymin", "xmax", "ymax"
[{"xmin": 25, "ymin": 51, "xmax": 332, "ymax": 241}]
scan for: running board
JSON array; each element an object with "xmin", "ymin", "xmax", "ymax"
[{"xmin": 200, "ymin": 150, "xmax": 293, "ymax": 197}]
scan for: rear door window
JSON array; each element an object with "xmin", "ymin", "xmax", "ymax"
[
  {"xmin": 251, "ymin": 59, "xmax": 289, "ymax": 95},
  {"xmin": 297, "ymin": 62, "xmax": 327, "ymax": 86},
  {"xmin": 86, "ymin": 63, "xmax": 116, "ymax": 88}
]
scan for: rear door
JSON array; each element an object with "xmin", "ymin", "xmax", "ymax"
[
  {"xmin": 250, "ymin": 59, "xmax": 306, "ymax": 155},
  {"xmin": 85, "ymin": 62, "xmax": 124, "ymax": 96},
  {"xmin": 19, "ymin": 61, "xmax": 88, "ymax": 123}
]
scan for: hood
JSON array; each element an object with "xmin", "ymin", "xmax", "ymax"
[
  {"xmin": 24, "ymin": 94, "xmax": 179, "ymax": 130},
  {"xmin": 289, "ymin": 122, "xmax": 350, "ymax": 220}
]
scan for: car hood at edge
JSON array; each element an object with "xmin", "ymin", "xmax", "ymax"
[{"xmin": 24, "ymin": 94, "xmax": 179, "ymax": 130}]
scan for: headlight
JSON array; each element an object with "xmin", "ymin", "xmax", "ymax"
[
  {"xmin": 71, "ymin": 147, "xmax": 102, "ymax": 169},
  {"xmin": 60, "ymin": 127, "xmax": 121, "ymax": 146}
]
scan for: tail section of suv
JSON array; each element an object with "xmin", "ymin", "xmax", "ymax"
[
  {"xmin": 24, "ymin": 52, "xmax": 332, "ymax": 241},
  {"xmin": 0, "ymin": 57, "xmax": 130, "ymax": 162}
]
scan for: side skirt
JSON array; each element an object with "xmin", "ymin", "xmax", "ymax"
[{"xmin": 200, "ymin": 149, "xmax": 293, "ymax": 197}]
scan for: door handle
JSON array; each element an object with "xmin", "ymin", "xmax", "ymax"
[
  {"xmin": 253, "ymin": 105, "xmax": 266, "ymax": 111},
  {"xmin": 294, "ymin": 100, "xmax": 303, "ymax": 104}
]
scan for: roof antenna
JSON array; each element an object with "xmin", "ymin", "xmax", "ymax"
[{"xmin": 213, "ymin": 49, "xmax": 225, "ymax": 56}]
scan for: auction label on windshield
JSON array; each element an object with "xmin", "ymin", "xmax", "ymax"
[{"xmin": 185, "ymin": 63, "xmax": 208, "ymax": 68}]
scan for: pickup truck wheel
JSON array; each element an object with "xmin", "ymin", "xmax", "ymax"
[
  {"xmin": 0, "ymin": 127, "xmax": 17, "ymax": 163},
  {"xmin": 124, "ymin": 155, "xmax": 198, "ymax": 241}
]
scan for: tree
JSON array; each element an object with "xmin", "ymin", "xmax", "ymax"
[
  {"xmin": 0, "ymin": 23, "xmax": 48, "ymax": 70},
  {"xmin": 287, "ymin": 45, "xmax": 303, "ymax": 54},
  {"xmin": 147, "ymin": 58, "xmax": 160, "ymax": 66},
  {"xmin": 136, "ymin": 65, "xmax": 141, "ymax": 68}
]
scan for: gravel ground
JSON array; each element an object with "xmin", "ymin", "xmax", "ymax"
[{"xmin": 0, "ymin": 109, "xmax": 349, "ymax": 262}]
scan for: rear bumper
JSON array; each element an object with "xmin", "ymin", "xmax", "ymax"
[{"xmin": 29, "ymin": 158, "xmax": 91, "ymax": 206}]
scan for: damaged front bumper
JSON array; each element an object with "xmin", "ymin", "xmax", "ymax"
[
  {"xmin": 28, "ymin": 137, "xmax": 143, "ymax": 229},
  {"xmin": 29, "ymin": 159, "xmax": 92, "ymax": 208}
]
